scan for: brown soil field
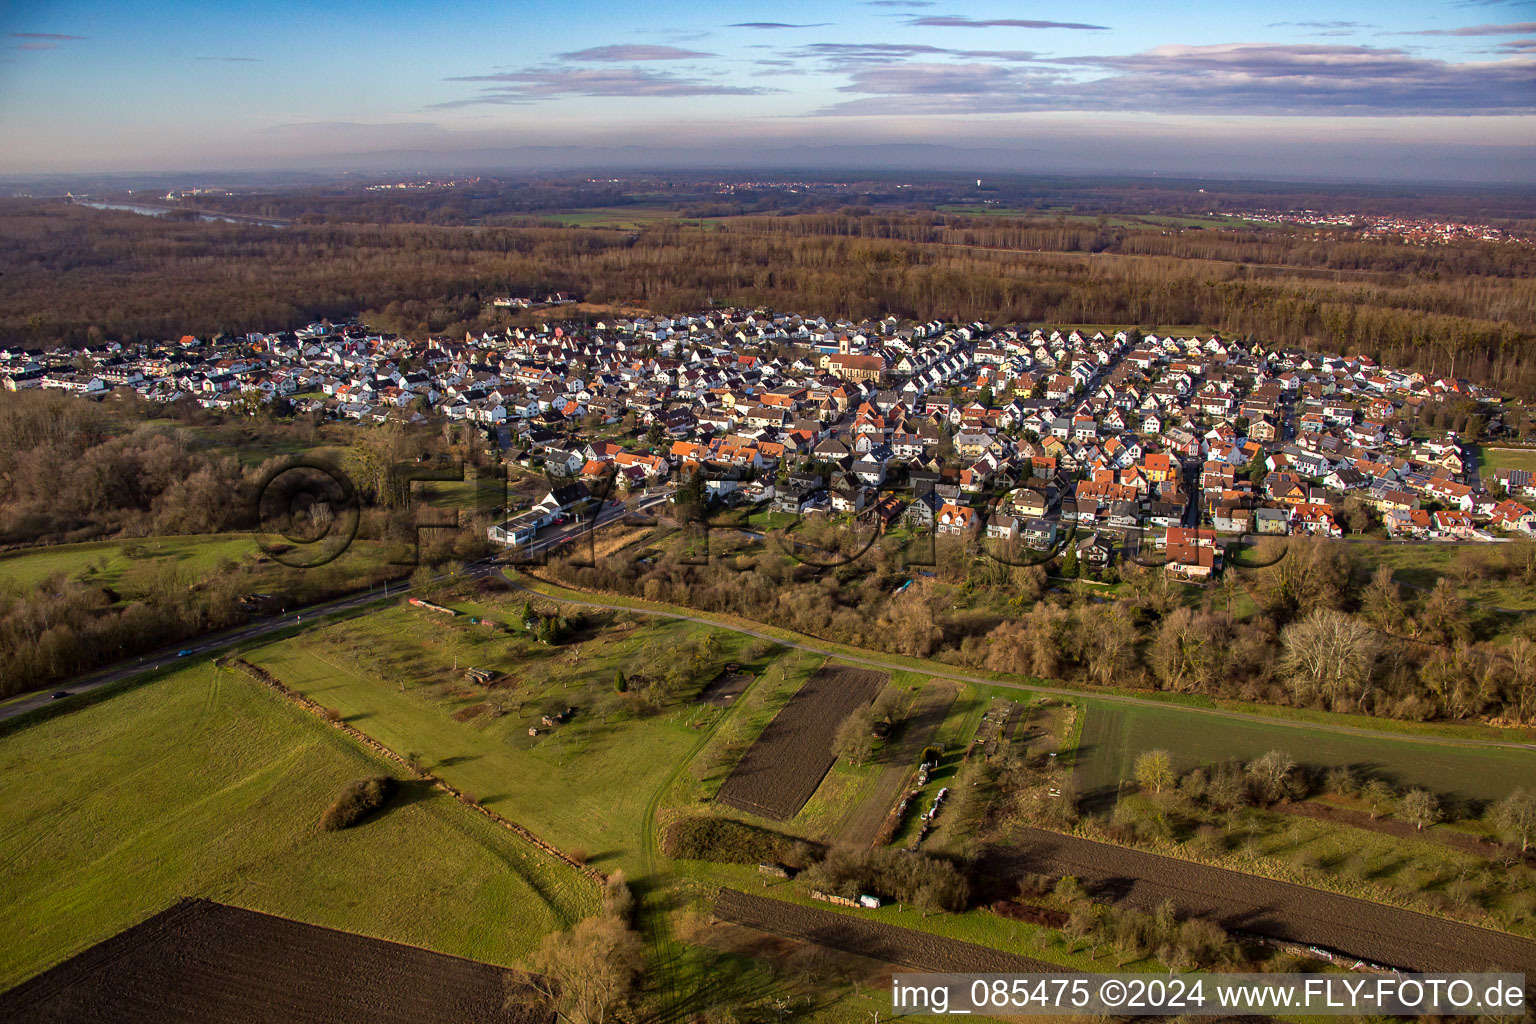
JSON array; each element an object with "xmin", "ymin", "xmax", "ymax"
[
  {"xmin": 717, "ymin": 665, "xmax": 887, "ymax": 821},
  {"xmin": 698, "ymin": 671, "xmax": 754, "ymax": 708},
  {"xmin": 0, "ymin": 899, "xmax": 548, "ymax": 1024},
  {"xmin": 835, "ymin": 680, "xmax": 958, "ymax": 845},
  {"xmin": 984, "ymin": 828, "xmax": 1536, "ymax": 973},
  {"xmin": 714, "ymin": 888, "xmax": 1064, "ymax": 973}
]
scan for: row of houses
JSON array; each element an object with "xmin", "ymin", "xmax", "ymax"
[{"xmin": 10, "ymin": 307, "xmax": 1533, "ymax": 567}]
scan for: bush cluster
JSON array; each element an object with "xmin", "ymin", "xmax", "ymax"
[
  {"xmin": 800, "ymin": 844, "xmax": 970, "ymax": 913},
  {"xmin": 319, "ymin": 776, "xmax": 398, "ymax": 831},
  {"xmin": 660, "ymin": 815, "xmax": 819, "ymax": 868}
]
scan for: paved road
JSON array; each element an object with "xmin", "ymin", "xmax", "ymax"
[
  {"xmin": 0, "ymin": 580, "xmax": 413, "ymax": 725},
  {"xmin": 503, "ymin": 572, "xmax": 1536, "ymax": 755},
  {"xmin": 517, "ymin": 490, "xmax": 671, "ymax": 557},
  {"xmin": 1, "ymin": 492, "xmax": 669, "ymax": 727}
]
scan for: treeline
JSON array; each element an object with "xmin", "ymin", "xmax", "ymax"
[
  {"xmin": 0, "ymin": 390, "xmax": 248, "ymax": 545},
  {"xmin": 3, "ymin": 201, "xmax": 1534, "ymax": 396},
  {"xmin": 547, "ymin": 530, "xmax": 1536, "ymax": 726},
  {"xmin": 722, "ymin": 213, "xmax": 1536, "ymax": 278},
  {"xmin": 0, "ymin": 391, "xmax": 483, "ymax": 697}
]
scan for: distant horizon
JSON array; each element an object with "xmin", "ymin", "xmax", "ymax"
[
  {"xmin": 5, "ymin": 154, "xmax": 1536, "ymax": 194},
  {"xmin": 2, "ymin": 0, "xmax": 1533, "ymax": 183}
]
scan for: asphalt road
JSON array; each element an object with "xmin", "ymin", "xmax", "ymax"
[
  {"xmin": 1, "ymin": 492, "xmax": 669, "ymax": 727},
  {"xmin": 0, "ymin": 580, "xmax": 412, "ymax": 725}
]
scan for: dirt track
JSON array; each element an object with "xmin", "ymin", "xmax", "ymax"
[
  {"xmin": 985, "ymin": 829, "xmax": 1536, "ymax": 973},
  {"xmin": 0, "ymin": 900, "xmax": 546, "ymax": 1024},
  {"xmin": 835, "ymin": 680, "xmax": 958, "ymax": 845},
  {"xmin": 714, "ymin": 888, "xmax": 1063, "ymax": 973},
  {"xmin": 718, "ymin": 665, "xmax": 887, "ymax": 821}
]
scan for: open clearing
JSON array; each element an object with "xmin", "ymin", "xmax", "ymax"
[
  {"xmin": 983, "ymin": 829, "xmax": 1536, "ymax": 973},
  {"xmin": 717, "ymin": 665, "xmax": 887, "ymax": 821},
  {"xmin": 1347, "ymin": 541, "xmax": 1536, "ymax": 612},
  {"xmin": 714, "ymin": 888, "xmax": 1062, "ymax": 973},
  {"xmin": 0, "ymin": 534, "xmax": 258, "ymax": 593},
  {"xmin": 0, "ymin": 899, "xmax": 545, "ymax": 1024},
  {"xmin": 1074, "ymin": 700, "xmax": 1535, "ymax": 807},
  {"xmin": 543, "ymin": 205, "xmax": 694, "ymax": 229},
  {"xmin": 0, "ymin": 532, "xmax": 398, "ymax": 602},
  {"xmin": 1478, "ymin": 446, "xmax": 1536, "ymax": 474},
  {"xmin": 0, "ymin": 660, "xmax": 593, "ymax": 991}
]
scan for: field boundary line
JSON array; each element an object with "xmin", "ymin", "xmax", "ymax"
[{"xmin": 217, "ymin": 656, "xmax": 605, "ymax": 887}]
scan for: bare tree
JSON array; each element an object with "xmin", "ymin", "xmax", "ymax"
[
  {"xmin": 528, "ymin": 915, "xmax": 645, "ymax": 1024},
  {"xmin": 1280, "ymin": 608, "xmax": 1378, "ymax": 706},
  {"xmin": 1361, "ymin": 777, "xmax": 1396, "ymax": 820},
  {"xmin": 1245, "ymin": 749, "xmax": 1298, "ymax": 805},
  {"xmin": 835, "ymin": 707, "xmax": 876, "ymax": 767},
  {"xmin": 1400, "ymin": 788, "xmax": 1441, "ymax": 831},
  {"xmin": 1134, "ymin": 749, "xmax": 1175, "ymax": 795},
  {"xmin": 1491, "ymin": 789, "xmax": 1536, "ymax": 853}
]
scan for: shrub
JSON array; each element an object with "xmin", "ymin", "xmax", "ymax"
[
  {"xmin": 800, "ymin": 844, "xmax": 970, "ymax": 913},
  {"xmin": 660, "ymin": 815, "xmax": 819, "ymax": 869},
  {"xmin": 319, "ymin": 776, "xmax": 398, "ymax": 831},
  {"xmin": 1323, "ymin": 764, "xmax": 1360, "ymax": 797}
]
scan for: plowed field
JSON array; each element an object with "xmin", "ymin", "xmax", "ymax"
[
  {"xmin": 713, "ymin": 888, "xmax": 1062, "ymax": 973},
  {"xmin": 717, "ymin": 665, "xmax": 886, "ymax": 821},
  {"xmin": 984, "ymin": 829, "xmax": 1536, "ymax": 973},
  {"xmin": 0, "ymin": 900, "xmax": 546, "ymax": 1024}
]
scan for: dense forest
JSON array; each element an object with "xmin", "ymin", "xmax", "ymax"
[
  {"xmin": 0, "ymin": 391, "xmax": 489, "ymax": 697},
  {"xmin": 2, "ymin": 199, "xmax": 1534, "ymax": 396}
]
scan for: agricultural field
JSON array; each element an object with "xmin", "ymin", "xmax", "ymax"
[
  {"xmin": 890, "ymin": 685, "xmax": 993, "ymax": 851},
  {"xmin": 1073, "ymin": 700, "xmax": 1535, "ymax": 807},
  {"xmin": 713, "ymin": 888, "xmax": 1059, "ymax": 974},
  {"xmin": 1478, "ymin": 446, "xmax": 1536, "ymax": 474},
  {"xmin": 984, "ymin": 829, "xmax": 1536, "ymax": 973},
  {"xmin": 0, "ymin": 659, "xmax": 594, "ymax": 991},
  {"xmin": 242, "ymin": 599, "xmax": 776, "ymax": 872},
  {"xmin": 541, "ymin": 205, "xmax": 694, "ymax": 229},
  {"xmin": 0, "ymin": 900, "xmax": 544, "ymax": 1024},
  {"xmin": 716, "ymin": 665, "xmax": 888, "ymax": 821},
  {"xmin": 933, "ymin": 206, "xmax": 1255, "ymax": 230},
  {"xmin": 832, "ymin": 679, "xmax": 958, "ymax": 845}
]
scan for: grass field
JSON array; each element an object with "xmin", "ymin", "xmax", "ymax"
[
  {"xmin": 543, "ymin": 206, "xmax": 693, "ymax": 229},
  {"xmin": 1074, "ymin": 700, "xmax": 1536, "ymax": 806},
  {"xmin": 0, "ymin": 534, "xmax": 256, "ymax": 592},
  {"xmin": 0, "ymin": 660, "xmax": 595, "ymax": 991},
  {"xmin": 1347, "ymin": 541, "xmax": 1536, "ymax": 612},
  {"xmin": 243, "ymin": 603, "xmax": 775, "ymax": 875},
  {"xmin": 1479, "ymin": 446, "xmax": 1536, "ymax": 474},
  {"xmin": 0, "ymin": 533, "xmax": 399, "ymax": 600},
  {"xmin": 933, "ymin": 205, "xmax": 1256, "ymax": 229}
]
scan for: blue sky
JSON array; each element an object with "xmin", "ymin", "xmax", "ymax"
[{"xmin": 1, "ymin": 0, "xmax": 1533, "ymax": 180}]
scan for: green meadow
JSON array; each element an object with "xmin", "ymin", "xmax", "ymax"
[{"xmin": 0, "ymin": 659, "xmax": 595, "ymax": 990}]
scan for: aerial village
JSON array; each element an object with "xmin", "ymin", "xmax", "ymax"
[{"xmin": 5, "ymin": 306, "xmax": 1535, "ymax": 577}]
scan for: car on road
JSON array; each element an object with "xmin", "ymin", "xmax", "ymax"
[
  {"xmin": 50, "ymin": 690, "xmax": 70, "ymax": 700},
  {"xmin": 177, "ymin": 649, "xmax": 193, "ymax": 657}
]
